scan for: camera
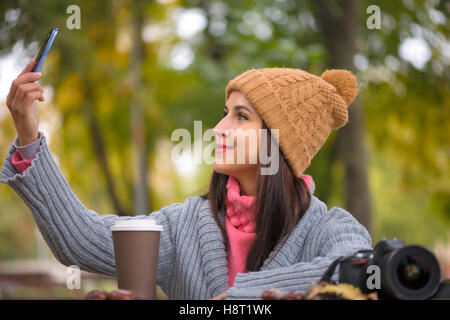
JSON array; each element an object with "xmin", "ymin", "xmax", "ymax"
[{"xmin": 333, "ymin": 239, "xmax": 443, "ymax": 299}]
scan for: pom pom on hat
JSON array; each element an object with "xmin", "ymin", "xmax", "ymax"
[{"xmin": 321, "ymin": 69, "xmax": 358, "ymax": 105}]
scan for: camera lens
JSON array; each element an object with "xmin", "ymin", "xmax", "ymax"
[
  {"xmin": 381, "ymin": 245, "xmax": 441, "ymax": 300},
  {"xmin": 396, "ymin": 255, "xmax": 430, "ymax": 290}
]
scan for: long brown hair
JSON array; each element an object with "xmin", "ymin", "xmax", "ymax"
[{"xmin": 200, "ymin": 121, "xmax": 312, "ymax": 272}]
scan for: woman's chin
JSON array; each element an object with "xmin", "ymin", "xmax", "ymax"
[
  {"xmin": 213, "ymin": 162, "xmax": 232, "ymax": 175},
  {"xmin": 213, "ymin": 161, "xmax": 257, "ymax": 176}
]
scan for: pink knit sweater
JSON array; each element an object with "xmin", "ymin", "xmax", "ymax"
[
  {"xmin": 12, "ymin": 149, "xmax": 313, "ymax": 288},
  {"xmin": 11, "ymin": 150, "xmax": 35, "ymax": 173},
  {"xmin": 224, "ymin": 174, "xmax": 313, "ymax": 286}
]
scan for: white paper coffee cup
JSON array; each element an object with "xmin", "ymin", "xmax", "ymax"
[
  {"xmin": 110, "ymin": 218, "xmax": 163, "ymax": 299},
  {"xmin": 110, "ymin": 219, "xmax": 163, "ymax": 232}
]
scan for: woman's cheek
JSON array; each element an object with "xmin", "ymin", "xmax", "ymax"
[{"xmin": 245, "ymin": 135, "xmax": 259, "ymax": 165}]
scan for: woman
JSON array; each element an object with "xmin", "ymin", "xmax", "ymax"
[{"xmin": 1, "ymin": 60, "xmax": 372, "ymax": 300}]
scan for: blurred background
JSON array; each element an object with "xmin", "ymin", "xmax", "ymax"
[{"xmin": 0, "ymin": 0, "xmax": 448, "ymax": 299}]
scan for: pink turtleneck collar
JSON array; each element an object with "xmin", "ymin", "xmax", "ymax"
[
  {"xmin": 224, "ymin": 175, "xmax": 257, "ymax": 233},
  {"xmin": 224, "ymin": 174, "xmax": 313, "ymax": 233},
  {"xmin": 224, "ymin": 174, "xmax": 313, "ymax": 287}
]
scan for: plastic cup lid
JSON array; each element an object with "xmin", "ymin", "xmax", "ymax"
[{"xmin": 109, "ymin": 219, "xmax": 163, "ymax": 231}]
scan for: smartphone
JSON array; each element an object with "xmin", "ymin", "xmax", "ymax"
[{"xmin": 32, "ymin": 27, "xmax": 58, "ymax": 72}]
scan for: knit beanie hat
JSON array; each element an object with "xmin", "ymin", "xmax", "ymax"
[{"xmin": 225, "ymin": 67, "xmax": 358, "ymax": 178}]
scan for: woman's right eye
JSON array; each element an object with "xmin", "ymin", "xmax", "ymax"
[{"xmin": 223, "ymin": 111, "xmax": 227, "ymax": 118}]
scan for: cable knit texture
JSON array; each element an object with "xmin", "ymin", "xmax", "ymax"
[
  {"xmin": 1, "ymin": 132, "xmax": 372, "ymax": 299},
  {"xmin": 225, "ymin": 68, "xmax": 358, "ymax": 178}
]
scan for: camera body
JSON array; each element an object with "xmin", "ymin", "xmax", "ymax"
[{"xmin": 338, "ymin": 239, "xmax": 442, "ymax": 300}]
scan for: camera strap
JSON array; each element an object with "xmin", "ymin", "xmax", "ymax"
[{"xmin": 320, "ymin": 256, "xmax": 345, "ymax": 284}]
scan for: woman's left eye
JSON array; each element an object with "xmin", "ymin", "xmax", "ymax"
[{"xmin": 238, "ymin": 113, "xmax": 248, "ymax": 120}]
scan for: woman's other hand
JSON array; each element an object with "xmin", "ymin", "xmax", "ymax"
[{"xmin": 211, "ymin": 290, "xmax": 227, "ymax": 300}]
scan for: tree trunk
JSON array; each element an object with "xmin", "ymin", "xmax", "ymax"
[
  {"xmin": 129, "ymin": 0, "xmax": 150, "ymax": 215},
  {"xmin": 84, "ymin": 81, "xmax": 128, "ymax": 216},
  {"xmin": 313, "ymin": 0, "xmax": 372, "ymax": 232}
]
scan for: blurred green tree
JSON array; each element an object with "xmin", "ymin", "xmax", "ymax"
[{"xmin": 0, "ymin": 0, "xmax": 448, "ymax": 262}]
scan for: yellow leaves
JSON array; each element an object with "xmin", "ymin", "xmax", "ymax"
[
  {"xmin": 86, "ymin": 21, "xmax": 108, "ymax": 41},
  {"xmin": 144, "ymin": 93, "xmax": 163, "ymax": 124},
  {"xmin": 387, "ymin": 116, "xmax": 416, "ymax": 145},
  {"xmin": 97, "ymin": 88, "xmax": 116, "ymax": 119},
  {"xmin": 96, "ymin": 44, "xmax": 127, "ymax": 67},
  {"xmin": 54, "ymin": 74, "xmax": 84, "ymax": 112},
  {"xmin": 305, "ymin": 281, "xmax": 378, "ymax": 300}
]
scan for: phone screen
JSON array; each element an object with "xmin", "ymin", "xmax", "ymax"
[{"xmin": 32, "ymin": 27, "xmax": 58, "ymax": 72}]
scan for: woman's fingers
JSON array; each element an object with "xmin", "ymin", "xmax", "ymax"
[
  {"xmin": 11, "ymin": 88, "xmax": 44, "ymax": 117},
  {"xmin": 13, "ymin": 82, "xmax": 44, "ymax": 106},
  {"xmin": 21, "ymin": 91, "xmax": 45, "ymax": 111},
  {"xmin": 7, "ymin": 72, "xmax": 41, "ymax": 108}
]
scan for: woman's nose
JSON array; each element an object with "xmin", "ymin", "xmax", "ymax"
[
  {"xmin": 213, "ymin": 117, "xmax": 227, "ymax": 136},
  {"xmin": 214, "ymin": 118, "xmax": 233, "ymax": 142}
]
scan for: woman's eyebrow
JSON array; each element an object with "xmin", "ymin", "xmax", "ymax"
[{"xmin": 224, "ymin": 104, "xmax": 253, "ymax": 114}]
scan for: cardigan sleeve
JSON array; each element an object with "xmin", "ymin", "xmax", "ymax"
[
  {"xmin": 11, "ymin": 150, "xmax": 35, "ymax": 174},
  {"xmin": 14, "ymin": 132, "xmax": 43, "ymax": 160},
  {"xmin": 11, "ymin": 131, "xmax": 44, "ymax": 173},
  {"xmin": 0, "ymin": 131, "xmax": 182, "ymax": 290},
  {"xmin": 225, "ymin": 207, "xmax": 373, "ymax": 299}
]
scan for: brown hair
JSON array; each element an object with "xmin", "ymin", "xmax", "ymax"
[{"xmin": 200, "ymin": 121, "xmax": 312, "ymax": 271}]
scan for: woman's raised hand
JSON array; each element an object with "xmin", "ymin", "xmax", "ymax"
[{"xmin": 5, "ymin": 59, "xmax": 44, "ymax": 146}]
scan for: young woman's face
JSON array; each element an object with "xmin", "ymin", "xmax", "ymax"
[{"xmin": 213, "ymin": 91, "xmax": 263, "ymax": 176}]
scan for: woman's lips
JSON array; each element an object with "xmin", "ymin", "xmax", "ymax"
[{"xmin": 216, "ymin": 144, "xmax": 234, "ymax": 154}]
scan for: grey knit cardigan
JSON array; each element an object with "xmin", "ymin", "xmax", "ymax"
[{"xmin": 0, "ymin": 132, "xmax": 373, "ymax": 299}]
